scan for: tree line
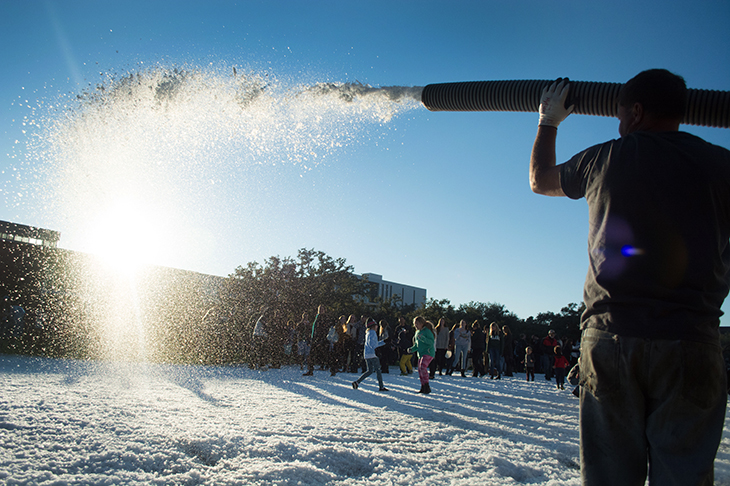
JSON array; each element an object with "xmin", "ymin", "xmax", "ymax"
[{"xmin": 185, "ymin": 248, "xmax": 584, "ymax": 365}]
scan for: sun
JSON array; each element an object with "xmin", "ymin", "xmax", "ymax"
[{"xmin": 83, "ymin": 198, "xmax": 173, "ymax": 275}]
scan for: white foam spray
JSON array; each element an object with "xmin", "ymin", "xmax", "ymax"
[
  {"xmin": 21, "ymin": 65, "xmax": 423, "ymax": 240},
  {"xmin": 10, "ymin": 64, "xmax": 424, "ymax": 360}
]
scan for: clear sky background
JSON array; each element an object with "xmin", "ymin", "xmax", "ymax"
[{"xmin": 1, "ymin": 0, "xmax": 729, "ymax": 325}]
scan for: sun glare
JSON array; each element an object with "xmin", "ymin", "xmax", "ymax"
[{"xmin": 84, "ymin": 198, "xmax": 172, "ymax": 275}]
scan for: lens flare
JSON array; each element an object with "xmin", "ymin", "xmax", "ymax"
[{"xmin": 620, "ymin": 245, "xmax": 644, "ymax": 257}]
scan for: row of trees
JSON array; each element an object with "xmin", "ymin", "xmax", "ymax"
[
  {"xmin": 194, "ymin": 248, "xmax": 583, "ymax": 365},
  {"xmin": 1, "ymin": 245, "xmax": 583, "ymax": 365}
]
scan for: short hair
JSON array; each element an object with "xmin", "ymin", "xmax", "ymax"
[{"xmin": 618, "ymin": 69, "xmax": 687, "ymax": 120}]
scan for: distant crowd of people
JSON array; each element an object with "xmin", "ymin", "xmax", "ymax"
[{"xmin": 248, "ymin": 305, "xmax": 578, "ymax": 392}]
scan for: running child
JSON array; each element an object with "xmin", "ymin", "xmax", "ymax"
[
  {"xmin": 352, "ymin": 319, "xmax": 388, "ymax": 392},
  {"xmin": 408, "ymin": 316, "xmax": 436, "ymax": 394}
]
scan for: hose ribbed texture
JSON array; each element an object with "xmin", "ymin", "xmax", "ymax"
[{"xmin": 421, "ymin": 80, "xmax": 730, "ymax": 129}]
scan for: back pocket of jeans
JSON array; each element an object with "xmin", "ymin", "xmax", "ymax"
[
  {"xmin": 580, "ymin": 332, "xmax": 621, "ymax": 398},
  {"xmin": 680, "ymin": 342, "xmax": 725, "ymax": 409}
]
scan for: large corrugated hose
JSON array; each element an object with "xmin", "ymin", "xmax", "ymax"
[{"xmin": 421, "ymin": 80, "xmax": 730, "ymax": 129}]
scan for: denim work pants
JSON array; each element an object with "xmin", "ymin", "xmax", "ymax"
[
  {"xmin": 488, "ymin": 347, "xmax": 501, "ymax": 376},
  {"xmin": 542, "ymin": 354, "xmax": 554, "ymax": 379},
  {"xmin": 579, "ymin": 328, "xmax": 727, "ymax": 486},
  {"xmin": 356, "ymin": 357, "xmax": 384, "ymax": 389},
  {"xmin": 453, "ymin": 344, "xmax": 469, "ymax": 371}
]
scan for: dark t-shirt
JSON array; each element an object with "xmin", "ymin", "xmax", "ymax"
[
  {"xmin": 471, "ymin": 328, "xmax": 486, "ymax": 351},
  {"xmin": 560, "ymin": 131, "xmax": 730, "ymax": 344}
]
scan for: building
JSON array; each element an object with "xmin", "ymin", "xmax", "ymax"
[
  {"xmin": 0, "ymin": 220, "xmax": 60, "ymax": 248},
  {"xmin": 359, "ymin": 273, "xmax": 427, "ymax": 308}
]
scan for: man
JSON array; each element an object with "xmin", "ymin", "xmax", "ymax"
[
  {"xmin": 470, "ymin": 321, "xmax": 486, "ymax": 377},
  {"xmin": 540, "ymin": 329, "xmax": 558, "ymax": 380},
  {"xmin": 297, "ymin": 312, "xmax": 313, "ymax": 375},
  {"xmin": 267, "ymin": 309, "xmax": 286, "ymax": 369},
  {"xmin": 514, "ymin": 333, "xmax": 528, "ymax": 373},
  {"xmin": 251, "ymin": 307, "xmax": 268, "ymax": 369},
  {"xmin": 309, "ymin": 305, "xmax": 331, "ymax": 373},
  {"xmin": 530, "ymin": 69, "xmax": 730, "ymax": 485},
  {"xmin": 355, "ymin": 315, "xmax": 368, "ymax": 372},
  {"xmin": 396, "ymin": 317, "xmax": 414, "ymax": 375}
]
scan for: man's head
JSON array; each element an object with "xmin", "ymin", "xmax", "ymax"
[{"xmin": 617, "ymin": 69, "xmax": 687, "ymax": 136}]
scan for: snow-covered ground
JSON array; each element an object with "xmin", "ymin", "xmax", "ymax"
[{"xmin": 1, "ymin": 355, "xmax": 729, "ymax": 485}]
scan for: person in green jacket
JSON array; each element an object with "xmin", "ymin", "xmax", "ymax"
[{"xmin": 408, "ymin": 316, "xmax": 436, "ymax": 394}]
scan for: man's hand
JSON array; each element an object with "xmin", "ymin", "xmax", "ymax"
[
  {"xmin": 538, "ymin": 78, "xmax": 574, "ymax": 128},
  {"xmin": 531, "ymin": 80, "xmax": 572, "ymax": 196}
]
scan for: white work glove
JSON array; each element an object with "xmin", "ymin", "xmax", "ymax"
[{"xmin": 538, "ymin": 79, "xmax": 574, "ymax": 128}]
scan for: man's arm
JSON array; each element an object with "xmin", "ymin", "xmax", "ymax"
[
  {"xmin": 530, "ymin": 125, "xmax": 565, "ymax": 196},
  {"xmin": 530, "ymin": 79, "xmax": 573, "ymax": 197}
]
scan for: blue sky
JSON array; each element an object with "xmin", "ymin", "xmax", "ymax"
[{"xmin": 1, "ymin": 0, "xmax": 729, "ymax": 324}]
